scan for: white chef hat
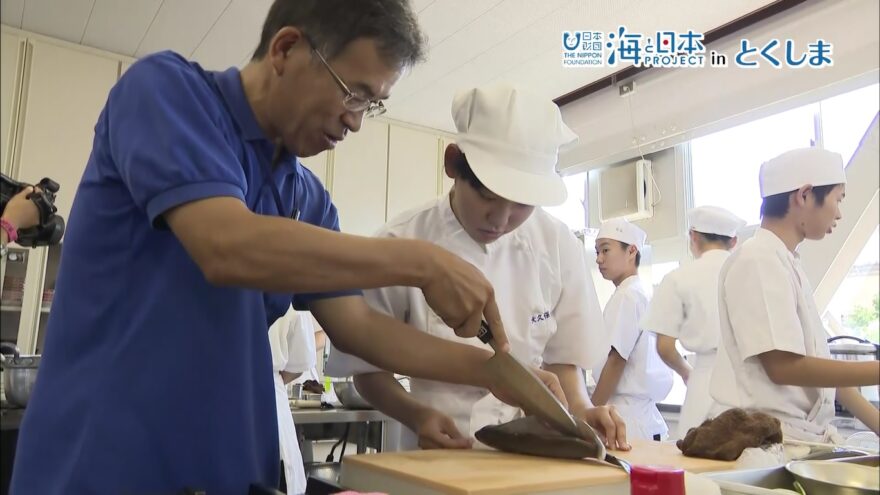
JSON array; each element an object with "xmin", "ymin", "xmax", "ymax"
[
  {"xmin": 452, "ymin": 83, "xmax": 578, "ymax": 207},
  {"xmin": 596, "ymin": 218, "xmax": 647, "ymax": 252},
  {"xmin": 759, "ymin": 148, "xmax": 846, "ymax": 198},
  {"xmin": 687, "ymin": 206, "xmax": 747, "ymax": 237}
]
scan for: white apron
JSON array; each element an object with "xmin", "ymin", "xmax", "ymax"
[
  {"xmin": 782, "ymin": 387, "xmax": 841, "ymax": 444},
  {"xmin": 676, "ymin": 352, "xmax": 716, "ymax": 439},
  {"xmin": 273, "ymin": 373, "xmax": 306, "ymax": 495},
  {"xmin": 609, "ymin": 394, "xmax": 668, "ymax": 440}
]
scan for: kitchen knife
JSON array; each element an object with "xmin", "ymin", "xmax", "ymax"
[
  {"xmin": 477, "ymin": 320, "xmax": 583, "ymax": 440},
  {"xmin": 479, "ymin": 319, "xmax": 632, "ymax": 472}
]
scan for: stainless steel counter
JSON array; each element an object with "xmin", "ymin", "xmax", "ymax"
[
  {"xmin": 291, "ymin": 407, "xmax": 400, "ymax": 460},
  {"xmin": 290, "ymin": 407, "xmax": 389, "ymax": 425}
]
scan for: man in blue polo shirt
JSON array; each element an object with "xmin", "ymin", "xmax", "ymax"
[{"xmin": 10, "ymin": 1, "xmax": 563, "ymax": 494}]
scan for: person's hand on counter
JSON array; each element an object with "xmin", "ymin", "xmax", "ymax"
[
  {"xmin": 414, "ymin": 407, "xmax": 473, "ymax": 449},
  {"xmin": 572, "ymin": 404, "xmax": 630, "ymax": 451}
]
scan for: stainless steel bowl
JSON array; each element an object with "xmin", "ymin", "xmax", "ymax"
[
  {"xmin": 0, "ymin": 343, "xmax": 39, "ymax": 407},
  {"xmin": 333, "ymin": 380, "xmax": 372, "ymax": 409},
  {"xmin": 786, "ymin": 459, "xmax": 880, "ymax": 495}
]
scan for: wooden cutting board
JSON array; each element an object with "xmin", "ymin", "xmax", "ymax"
[{"xmin": 339, "ymin": 440, "xmax": 736, "ymax": 495}]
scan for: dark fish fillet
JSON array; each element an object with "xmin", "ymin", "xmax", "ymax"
[{"xmin": 475, "ymin": 416, "xmax": 603, "ymax": 460}]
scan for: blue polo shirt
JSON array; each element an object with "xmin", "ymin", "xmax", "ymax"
[{"xmin": 11, "ymin": 51, "xmax": 355, "ymax": 494}]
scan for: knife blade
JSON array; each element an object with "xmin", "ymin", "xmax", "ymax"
[
  {"xmin": 478, "ymin": 320, "xmax": 631, "ymax": 472},
  {"xmin": 478, "ymin": 320, "xmax": 582, "ymax": 441}
]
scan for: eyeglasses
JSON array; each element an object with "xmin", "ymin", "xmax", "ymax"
[{"xmin": 307, "ymin": 39, "xmax": 386, "ymax": 118}]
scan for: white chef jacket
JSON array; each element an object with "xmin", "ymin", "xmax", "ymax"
[
  {"xmin": 325, "ymin": 194, "xmax": 608, "ymax": 449},
  {"xmin": 712, "ymin": 228, "xmax": 837, "ymax": 443},
  {"xmin": 268, "ymin": 307, "xmax": 317, "ymax": 495},
  {"xmin": 593, "ymin": 275, "xmax": 673, "ymax": 440},
  {"xmin": 641, "ymin": 249, "xmax": 733, "ymax": 439}
]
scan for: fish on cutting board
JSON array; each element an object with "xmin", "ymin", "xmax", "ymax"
[
  {"xmin": 476, "ymin": 415, "xmax": 633, "ymax": 473},
  {"xmin": 475, "ymin": 416, "xmax": 603, "ymax": 460}
]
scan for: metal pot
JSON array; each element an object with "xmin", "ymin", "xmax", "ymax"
[
  {"xmin": 0, "ymin": 342, "xmax": 40, "ymax": 407},
  {"xmin": 786, "ymin": 459, "xmax": 880, "ymax": 495},
  {"xmin": 333, "ymin": 380, "xmax": 372, "ymax": 409},
  {"xmin": 828, "ymin": 335, "xmax": 880, "ymax": 360},
  {"xmin": 828, "ymin": 336, "xmax": 880, "ymax": 408}
]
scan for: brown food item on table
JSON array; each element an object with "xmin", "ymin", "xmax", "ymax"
[
  {"xmin": 302, "ymin": 379, "xmax": 324, "ymax": 394},
  {"xmin": 676, "ymin": 408, "xmax": 782, "ymax": 461},
  {"xmin": 475, "ymin": 416, "xmax": 604, "ymax": 460}
]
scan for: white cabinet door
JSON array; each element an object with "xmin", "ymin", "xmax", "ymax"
[
  {"xmin": 386, "ymin": 125, "xmax": 441, "ymax": 221},
  {"xmin": 15, "ymin": 40, "xmax": 119, "ymax": 224},
  {"xmin": 1, "ymin": 32, "xmax": 25, "ymax": 176},
  {"xmin": 300, "ymin": 151, "xmax": 329, "ymax": 188},
  {"xmin": 331, "ymin": 120, "xmax": 389, "ymax": 235}
]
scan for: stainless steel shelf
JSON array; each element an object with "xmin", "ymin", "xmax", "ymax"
[{"xmin": 0, "ymin": 305, "xmax": 50, "ymax": 313}]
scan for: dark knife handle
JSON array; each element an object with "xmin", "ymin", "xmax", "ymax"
[{"xmin": 477, "ymin": 320, "xmax": 493, "ymax": 344}]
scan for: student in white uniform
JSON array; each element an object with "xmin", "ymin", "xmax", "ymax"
[
  {"xmin": 592, "ymin": 218, "xmax": 674, "ymax": 441},
  {"xmin": 713, "ymin": 147, "xmax": 880, "ymax": 443},
  {"xmin": 326, "ymin": 83, "xmax": 627, "ymax": 451},
  {"xmin": 268, "ymin": 306, "xmax": 317, "ymax": 495},
  {"xmin": 641, "ymin": 206, "xmax": 746, "ymax": 439}
]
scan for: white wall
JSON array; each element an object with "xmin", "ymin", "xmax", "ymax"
[{"xmin": 558, "ymin": 0, "xmax": 880, "ymax": 172}]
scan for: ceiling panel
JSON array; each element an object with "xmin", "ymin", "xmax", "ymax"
[
  {"xmin": 393, "ymin": 0, "xmax": 574, "ymax": 104},
  {"xmin": 135, "ymin": 0, "xmax": 230, "ymax": 58},
  {"xmin": 21, "ymin": 0, "xmax": 94, "ymax": 43},
  {"xmin": 417, "ymin": 0, "xmax": 504, "ymax": 48},
  {"xmin": 3, "ymin": 0, "xmax": 782, "ymax": 133},
  {"xmin": 81, "ymin": 0, "xmax": 162, "ymax": 56},
  {"xmin": 410, "ymin": 0, "xmax": 437, "ymax": 14},
  {"xmin": 0, "ymin": 0, "xmax": 25, "ymax": 27},
  {"xmin": 392, "ymin": 0, "xmax": 779, "ymax": 131},
  {"xmin": 191, "ymin": 0, "xmax": 272, "ymax": 71},
  {"xmin": 389, "ymin": 0, "xmax": 571, "ymax": 102}
]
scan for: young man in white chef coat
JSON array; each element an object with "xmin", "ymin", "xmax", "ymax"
[
  {"xmin": 640, "ymin": 206, "xmax": 746, "ymax": 439},
  {"xmin": 325, "ymin": 83, "xmax": 627, "ymax": 451},
  {"xmin": 591, "ymin": 218, "xmax": 674, "ymax": 441},
  {"xmin": 268, "ymin": 306, "xmax": 318, "ymax": 495},
  {"xmin": 712, "ymin": 147, "xmax": 880, "ymax": 442}
]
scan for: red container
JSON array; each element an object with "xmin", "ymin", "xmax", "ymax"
[{"xmin": 630, "ymin": 465, "xmax": 686, "ymax": 495}]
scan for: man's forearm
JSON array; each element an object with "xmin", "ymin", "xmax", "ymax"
[
  {"xmin": 591, "ymin": 350, "xmax": 626, "ymax": 406},
  {"xmin": 354, "ymin": 372, "xmax": 430, "ymax": 432},
  {"xmin": 166, "ymin": 198, "xmax": 436, "ymax": 293},
  {"xmin": 545, "ymin": 363, "xmax": 592, "ymax": 412},
  {"xmin": 656, "ymin": 335, "xmax": 691, "ymax": 382},
  {"xmin": 221, "ymin": 215, "xmax": 436, "ymax": 292},
  {"xmin": 837, "ymin": 387, "xmax": 880, "ymax": 434},
  {"xmin": 353, "ymin": 311, "xmax": 493, "ymax": 387},
  {"xmin": 312, "ymin": 297, "xmax": 493, "ymax": 388},
  {"xmin": 759, "ymin": 351, "xmax": 880, "ymax": 387}
]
